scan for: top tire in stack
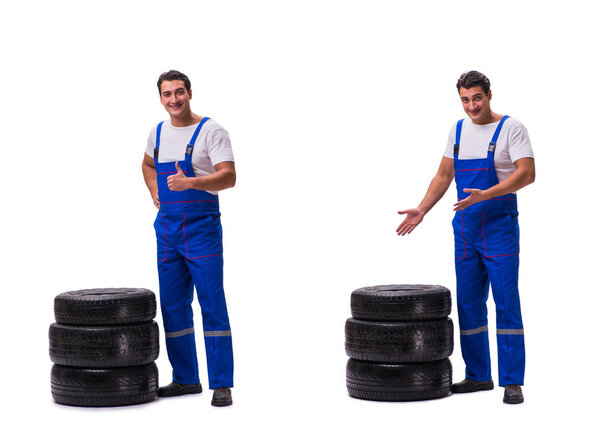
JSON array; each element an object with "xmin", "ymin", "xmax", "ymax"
[
  {"xmin": 345, "ymin": 285, "xmax": 454, "ymax": 402},
  {"xmin": 49, "ymin": 288, "xmax": 160, "ymax": 407}
]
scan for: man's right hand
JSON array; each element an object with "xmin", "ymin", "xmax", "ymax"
[
  {"xmin": 153, "ymin": 192, "xmax": 160, "ymax": 209},
  {"xmin": 396, "ymin": 208, "xmax": 425, "ymax": 236}
]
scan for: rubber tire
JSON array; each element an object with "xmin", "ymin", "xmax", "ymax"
[
  {"xmin": 49, "ymin": 321, "xmax": 160, "ymax": 367},
  {"xmin": 345, "ymin": 317, "xmax": 454, "ymax": 363},
  {"xmin": 54, "ymin": 288, "xmax": 156, "ymax": 326},
  {"xmin": 351, "ymin": 284, "xmax": 451, "ymax": 321},
  {"xmin": 51, "ymin": 362, "xmax": 159, "ymax": 407},
  {"xmin": 346, "ymin": 358, "xmax": 452, "ymax": 401}
]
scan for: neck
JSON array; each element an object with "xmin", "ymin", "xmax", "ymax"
[
  {"xmin": 473, "ymin": 111, "xmax": 502, "ymax": 125},
  {"xmin": 170, "ymin": 111, "xmax": 203, "ymax": 127}
]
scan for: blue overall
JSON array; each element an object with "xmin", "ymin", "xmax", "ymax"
[
  {"xmin": 452, "ymin": 116, "xmax": 525, "ymax": 386},
  {"xmin": 153, "ymin": 117, "xmax": 234, "ymax": 389}
]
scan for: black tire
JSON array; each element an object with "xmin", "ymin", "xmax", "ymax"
[
  {"xmin": 51, "ymin": 363, "xmax": 159, "ymax": 407},
  {"xmin": 345, "ymin": 318, "xmax": 453, "ymax": 363},
  {"xmin": 346, "ymin": 358, "xmax": 452, "ymax": 401},
  {"xmin": 54, "ymin": 288, "xmax": 156, "ymax": 326},
  {"xmin": 49, "ymin": 321, "xmax": 160, "ymax": 367},
  {"xmin": 351, "ymin": 284, "xmax": 451, "ymax": 321}
]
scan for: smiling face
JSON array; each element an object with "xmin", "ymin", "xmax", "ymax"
[
  {"xmin": 459, "ymin": 86, "xmax": 493, "ymax": 124},
  {"xmin": 159, "ymin": 80, "xmax": 193, "ymax": 120}
]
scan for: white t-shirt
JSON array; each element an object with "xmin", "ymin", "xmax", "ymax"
[
  {"xmin": 443, "ymin": 117, "xmax": 534, "ymax": 185},
  {"xmin": 146, "ymin": 119, "xmax": 234, "ymax": 195}
]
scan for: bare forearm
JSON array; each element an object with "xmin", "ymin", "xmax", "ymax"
[
  {"xmin": 418, "ymin": 174, "xmax": 453, "ymax": 214},
  {"xmin": 142, "ymin": 160, "xmax": 158, "ymax": 195},
  {"xmin": 481, "ymin": 159, "xmax": 535, "ymax": 200},
  {"xmin": 417, "ymin": 157, "xmax": 455, "ymax": 214},
  {"xmin": 187, "ymin": 170, "xmax": 236, "ymax": 191},
  {"xmin": 397, "ymin": 157, "xmax": 453, "ymax": 236}
]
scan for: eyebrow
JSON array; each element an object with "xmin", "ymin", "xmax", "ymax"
[
  {"xmin": 461, "ymin": 93, "xmax": 483, "ymax": 99},
  {"xmin": 162, "ymin": 88, "xmax": 186, "ymax": 95}
]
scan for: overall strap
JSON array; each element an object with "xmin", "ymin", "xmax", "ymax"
[
  {"xmin": 486, "ymin": 115, "xmax": 510, "ymax": 188},
  {"xmin": 153, "ymin": 121, "xmax": 164, "ymax": 159},
  {"xmin": 488, "ymin": 115, "xmax": 510, "ymax": 153},
  {"xmin": 453, "ymin": 119, "xmax": 464, "ymax": 156},
  {"xmin": 185, "ymin": 117, "xmax": 211, "ymax": 157}
]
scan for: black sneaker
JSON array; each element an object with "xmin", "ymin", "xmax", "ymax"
[
  {"xmin": 158, "ymin": 382, "xmax": 203, "ymax": 397},
  {"xmin": 451, "ymin": 379, "xmax": 494, "ymax": 393},
  {"xmin": 503, "ymin": 385, "xmax": 524, "ymax": 404},
  {"xmin": 211, "ymin": 387, "xmax": 232, "ymax": 407}
]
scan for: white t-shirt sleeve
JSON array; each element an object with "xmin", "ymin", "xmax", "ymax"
[
  {"xmin": 443, "ymin": 122, "xmax": 458, "ymax": 159},
  {"xmin": 206, "ymin": 127, "xmax": 235, "ymax": 166},
  {"xmin": 506, "ymin": 121, "xmax": 534, "ymax": 163},
  {"xmin": 145, "ymin": 125, "xmax": 157, "ymax": 158}
]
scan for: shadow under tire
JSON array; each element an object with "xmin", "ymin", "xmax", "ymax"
[
  {"xmin": 351, "ymin": 284, "xmax": 451, "ymax": 322},
  {"xmin": 345, "ymin": 318, "xmax": 454, "ymax": 363},
  {"xmin": 49, "ymin": 321, "xmax": 160, "ymax": 367},
  {"xmin": 51, "ymin": 363, "xmax": 159, "ymax": 407},
  {"xmin": 346, "ymin": 358, "xmax": 452, "ymax": 401},
  {"xmin": 54, "ymin": 288, "xmax": 156, "ymax": 326}
]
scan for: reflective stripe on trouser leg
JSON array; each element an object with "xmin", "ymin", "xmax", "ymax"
[
  {"xmin": 158, "ymin": 251, "xmax": 200, "ymax": 385},
  {"xmin": 454, "ymin": 213, "xmax": 493, "ymax": 383},
  {"xmin": 187, "ymin": 254, "xmax": 234, "ymax": 389},
  {"xmin": 485, "ymin": 253, "xmax": 525, "ymax": 386}
]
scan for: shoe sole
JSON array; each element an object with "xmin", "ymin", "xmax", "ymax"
[
  {"xmin": 503, "ymin": 396, "xmax": 524, "ymax": 404},
  {"xmin": 451, "ymin": 383, "xmax": 494, "ymax": 393},
  {"xmin": 158, "ymin": 386, "xmax": 203, "ymax": 397},
  {"xmin": 211, "ymin": 400, "xmax": 232, "ymax": 407}
]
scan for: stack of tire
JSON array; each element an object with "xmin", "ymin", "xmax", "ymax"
[
  {"xmin": 345, "ymin": 284, "xmax": 454, "ymax": 401},
  {"xmin": 49, "ymin": 288, "xmax": 160, "ymax": 407}
]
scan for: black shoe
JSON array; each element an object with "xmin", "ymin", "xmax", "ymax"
[
  {"xmin": 451, "ymin": 379, "xmax": 494, "ymax": 393},
  {"xmin": 503, "ymin": 385, "xmax": 524, "ymax": 404},
  {"xmin": 158, "ymin": 382, "xmax": 203, "ymax": 397},
  {"xmin": 211, "ymin": 387, "xmax": 232, "ymax": 407}
]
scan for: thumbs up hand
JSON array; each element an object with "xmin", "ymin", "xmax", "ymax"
[{"xmin": 167, "ymin": 162, "xmax": 191, "ymax": 191}]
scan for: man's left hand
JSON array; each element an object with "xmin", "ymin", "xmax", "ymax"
[
  {"xmin": 167, "ymin": 162, "xmax": 191, "ymax": 191},
  {"xmin": 453, "ymin": 188, "xmax": 487, "ymax": 211}
]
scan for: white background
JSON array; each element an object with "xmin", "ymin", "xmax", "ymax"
[{"xmin": 2, "ymin": 0, "xmax": 598, "ymax": 437}]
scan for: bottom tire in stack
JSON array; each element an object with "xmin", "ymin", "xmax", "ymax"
[
  {"xmin": 51, "ymin": 363, "xmax": 159, "ymax": 407},
  {"xmin": 346, "ymin": 358, "xmax": 452, "ymax": 402},
  {"xmin": 49, "ymin": 288, "xmax": 160, "ymax": 407},
  {"xmin": 345, "ymin": 285, "xmax": 454, "ymax": 402}
]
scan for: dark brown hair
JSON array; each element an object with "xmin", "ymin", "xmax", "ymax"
[
  {"xmin": 157, "ymin": 70, "xmax": 191, "ymax": 94},
  {"xmin": 456, "ymin": 71, "xmax": 490, "ymax": 94}
]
